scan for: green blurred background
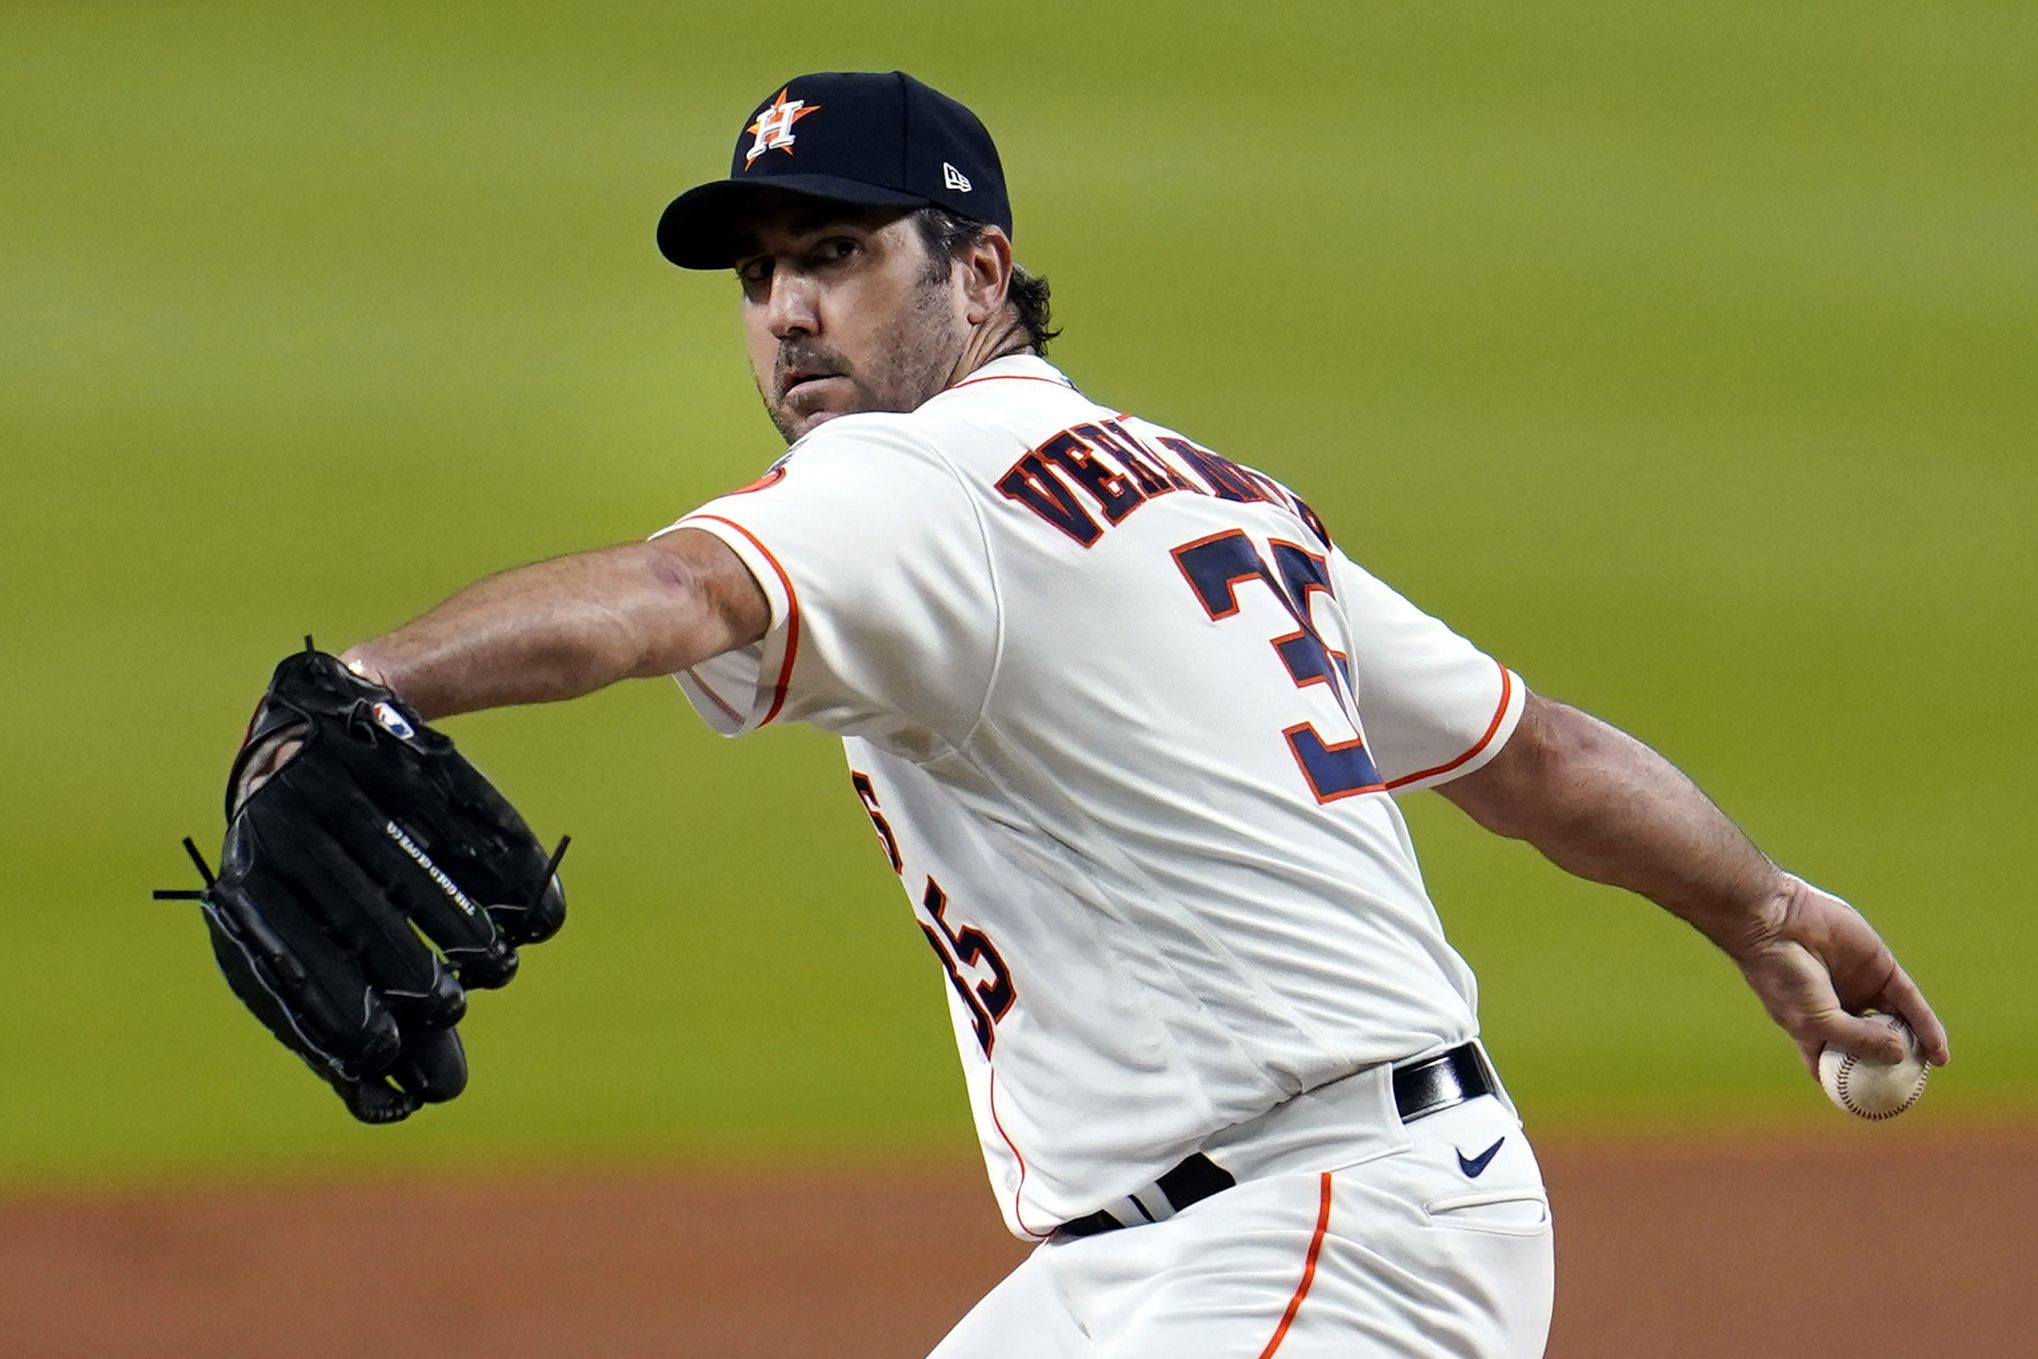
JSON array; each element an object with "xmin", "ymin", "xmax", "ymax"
[{"xmin": 2, "ymin": 1, "xmax": 2030, "ymax": 1189}]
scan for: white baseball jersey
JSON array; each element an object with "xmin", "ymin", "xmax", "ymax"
[{"xmin": 662, "ymin": 354, "xmax": 1525, "ymax": 1240}]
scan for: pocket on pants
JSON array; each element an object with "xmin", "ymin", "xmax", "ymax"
[{"xmin": 1421, "ymin": 1188, "xmax": 1551, "ymax": 1238}]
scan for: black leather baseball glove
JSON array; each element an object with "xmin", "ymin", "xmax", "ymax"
[{"xmin": 159, "ymin": 643, "xmax": 566, "ymax": 1123}]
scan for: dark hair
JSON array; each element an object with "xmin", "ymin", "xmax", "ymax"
[{"xmin": 911, "ymin": 206, "xmax": 1061, "ymax": 355}]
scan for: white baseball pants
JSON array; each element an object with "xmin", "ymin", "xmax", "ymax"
[{"xmin": 927, "ymin": 1094, "xmax": 1553, "ymax": 1358}]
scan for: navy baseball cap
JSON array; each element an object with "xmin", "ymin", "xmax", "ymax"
[{"xmin": 657, "ymin": 71, "xmax": 1012, "ymax": 270}]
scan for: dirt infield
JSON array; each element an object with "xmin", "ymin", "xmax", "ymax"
[{"xmin": 4, "ymin": 1124, "xmax": 2031, "ymax": 1358}]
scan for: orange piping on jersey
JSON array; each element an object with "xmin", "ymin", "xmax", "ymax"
[
  {"xmin": 1383, "ymin": 661, "xmax": 1516, "ymax": 791},
  {"xmin": 1257, "ymin": 1172, "xmax": 1334, "ymax": 1359},
  {"xmin": 684, "ymin": 514, "xmax": 799, "ymax": 727},
  {"xmin": 946, "ymin": 374, "xmax": 1076, "ymax": 392},
  {"xmin": 725, "ymin": 466, "xmax": 787, "ymax": 495},
  {"xmin": 987, "ymin": 1071, "xmax": 1053, "ymax": 1241},
  {"xmin": 685, "ymin": 668, "xmax": 745, "ymax": 724}
]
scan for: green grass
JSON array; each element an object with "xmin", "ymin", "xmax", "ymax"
[{"xmin": 1, "ymin": 0, "xmax": 2030, "ymax": 1186}]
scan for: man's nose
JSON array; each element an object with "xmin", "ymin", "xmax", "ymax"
[{"xmin": 764, "ymin": 273, "xmax": 821, "ymax": 339}]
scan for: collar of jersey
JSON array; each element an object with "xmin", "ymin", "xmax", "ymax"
[{"xmin": 942, "ymin": 353, "xmax": 1077, "ymax": 394}]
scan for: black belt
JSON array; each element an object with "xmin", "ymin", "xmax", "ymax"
[
  {"xmin": 1391, "ymin": 1042, "xmax": 1494, "ymax": 1125},
  {"xmin": 1055, "ymin": 1042, "xmax": 1494, "ymax": 1239}
]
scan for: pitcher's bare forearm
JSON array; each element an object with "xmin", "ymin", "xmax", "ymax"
[
  {"xmin": 1440, "ymin": 695, "xmax": 1781, "ymax": 953},
  {"xmin": 341, "ymin": 529, "xmax": 769, "ymax": 720},
  {"xmin": 1442, "ymin": 692, "xmax": 1948, "ymax": 1069}
]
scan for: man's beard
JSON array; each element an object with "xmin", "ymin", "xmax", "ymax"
[{"xmin": 759, "ymin": 283, "xmax": 961, "ymax": 444}]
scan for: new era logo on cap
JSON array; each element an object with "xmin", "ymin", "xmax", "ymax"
[{"xmin": 657, "ymin": 71, "xmax": 1014, "ymax": 270}]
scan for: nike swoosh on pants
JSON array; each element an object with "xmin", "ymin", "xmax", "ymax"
[{"xmin": 1456, "ymin": 1136, "xmax": 1506, "ymax": 1178}]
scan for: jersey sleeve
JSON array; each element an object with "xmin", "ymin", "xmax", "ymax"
[
  {"xmin": 1328, "ymin": 548, "xmax": 1526, "ymax": 794},
  {"xmin": 653, "ymin": 415, "xmax": 999, "ymax": 758}
]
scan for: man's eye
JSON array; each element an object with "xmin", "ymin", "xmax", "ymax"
[
  {"xmin": 737, "ymin": 259, "xmax": 773, "ymax": 286},
  {"xmin": 818, "ymin": 238, "xmax": 858, "ymax": 262}
]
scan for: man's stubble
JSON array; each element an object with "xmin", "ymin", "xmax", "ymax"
[{"xmin": 760, "ymin": 274, "xmax": 965, "ymax": 445}]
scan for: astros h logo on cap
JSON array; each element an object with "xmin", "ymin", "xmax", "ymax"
[
  {"xmin": 656, "ymin": 70, "xmax": 1014, "ymax": 271},
  {"xmin": 742, "ymin": 87, "xmax": 821, "ymax": 168}
]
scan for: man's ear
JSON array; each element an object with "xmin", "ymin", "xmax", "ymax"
[{"xmin": 961, "ymin": 227, "xmax": 1015, "ymax": 325}]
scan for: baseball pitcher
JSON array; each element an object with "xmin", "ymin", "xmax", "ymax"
[{"xmin": 170, "ymin": 72, "xmax": 1949, "ymax": 1356}]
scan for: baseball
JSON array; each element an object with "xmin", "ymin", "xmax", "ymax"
[{"xmin": 1818, "ymin": 1013, "xmax": 1928, "ymax": 1120}]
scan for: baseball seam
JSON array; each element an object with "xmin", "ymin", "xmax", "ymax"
[{"xmin": 1834, "ymin": 1050, "xmax": 1926, "ymax": 1120}]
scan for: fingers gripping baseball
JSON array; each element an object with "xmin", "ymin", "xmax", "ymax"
[{"xmin": 1735, "ymin": 876, "xmax": 1950, "ymax": 1078}]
